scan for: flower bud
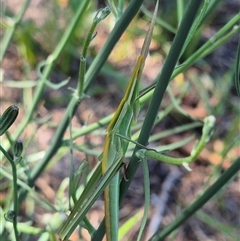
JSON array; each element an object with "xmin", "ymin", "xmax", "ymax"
[
  {"xmin": 13, "ymin": 140, "xmax": 23, "ymax": 164},
  {"xmin": 13, "ymin": 140, "xmax": 23, "ymax": 158},
  {"xmin": 0, "ymin": 105, "xmax": 19, "ymax": 136}
]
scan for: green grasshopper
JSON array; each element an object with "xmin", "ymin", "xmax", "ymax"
[
  {"xmin": 58, "ymin": 2, "xmax": 159, "ymax": 240},
  {"xmin": 101, "ymin": 1, "xmax": 159, "ymax": 240}
]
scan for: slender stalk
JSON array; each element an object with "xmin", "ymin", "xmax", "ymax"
[
  {"xmin": 0, "ymin": 0, "xmax": 31, "ymax": 62},
  {"xmin": 136, "ymin": 156, "xmax": 150, "ymax": 241},
  {"xmin": 234, "ymin": 32, "xmax": 240, "ymax": 97},
  {"xmin": 177, "ymin": 0, "xmax": 184, "ymax": 24},
  {"xmin": 180, "ymin": 0, "xmax": 210, "ymax": 57},
  {"xmin": 0, "ymin": 145, "xmax": 19, "ymax": 241},
  {"xmin": 78, "ymin": 7, "xmax": 110, "ymax": 96}
]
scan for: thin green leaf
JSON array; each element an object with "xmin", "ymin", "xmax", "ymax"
[
  {"xmin": 234, "ymin": 35, "xmax": 240, "ymax": 97},
  {"xmin": 137, "ymin": 156, "xmax": 150, "ymax": 241}
]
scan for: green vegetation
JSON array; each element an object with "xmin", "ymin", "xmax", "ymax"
[{"xmin": 1, "ymin": 0, "xmax": 239, "ymax": 240}]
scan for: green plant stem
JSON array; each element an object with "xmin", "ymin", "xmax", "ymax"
[
  {"xmin": 78, "ymin": 7, "xmax": 110, "ymax": 96},
  {"xmin": 0, "ymin": 145, "xmax": 19, "ymax": 241},
  {"xmin": 0, "ymin": 0, "xmax": 31, "ymax": 62},
  {"xmin": 149, "ymin": 157, "xmax": 240, "ymax": 241},
  {"xmin": 137, "ymin": 156, "xmax": 150, "ymax": 241},
  {"xmin": 202, "ymin": 0, "xmax": 222, "ymax": 23},
  {"xmin": 118, "ymin": 0, "xmax": 125, "ymax": 16},
  {"xmin": 235, "ymin": 34, "xmax": 240, "ymax": 97},
  {"xmin": 180, "ymin": 0, "xmax": 209, "ymax": 57},
  {"xmin": 177, "ymin": 0, "xmax": 184, "ymax": 24},
  {"xmin": 78, "ymin": 56, "xmax": 86, "ymax": 97},
  {"xmin": 92, "ymin": 0, "xmax": 204, "ymax": 239}
]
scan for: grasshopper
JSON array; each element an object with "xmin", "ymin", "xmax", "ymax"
[
  {"xmin": 58, "ymin": 2, "xmax": 159, "ymax": 240},
  {"xmin": 102, "ymin": 1, "xmax": 159, "ymax": 240}
]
